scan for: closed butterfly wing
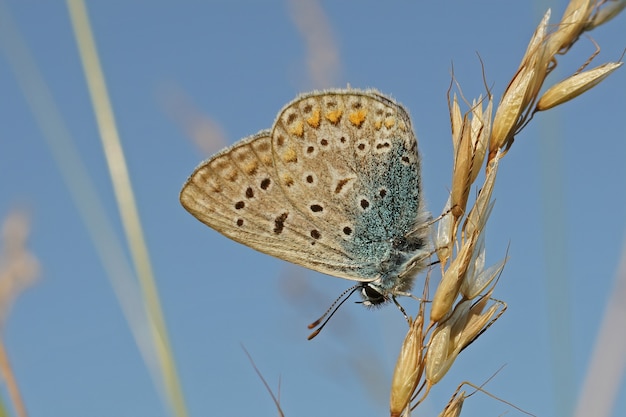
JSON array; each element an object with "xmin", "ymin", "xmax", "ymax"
[{"xmin": 180, "ymin": 89, "xmax": 429, "ymax": 285}]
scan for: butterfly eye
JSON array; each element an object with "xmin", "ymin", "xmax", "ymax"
[{"xmin": 361, "ymin": 284, "xmax": 387, "ymax": 306}]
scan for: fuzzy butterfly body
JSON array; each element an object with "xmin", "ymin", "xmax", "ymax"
[{"xmin": 180, "ymin": 89, "xmax": 431, "ymax": 305}]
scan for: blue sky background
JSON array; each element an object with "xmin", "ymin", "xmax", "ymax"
[{"xmin": 0, "ymin": 1, "xmax": 625, "ymax": 416}]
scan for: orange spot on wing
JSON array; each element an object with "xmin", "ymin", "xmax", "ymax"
[{"xmin": 349, "ymin": 109, "xmax": 367, "ymax": 127}]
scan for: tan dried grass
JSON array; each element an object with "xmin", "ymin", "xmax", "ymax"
[
  {"xmin": 388, "ymin": 1, "xmax": 623, "ymax": 415},
  {"xmin": 0, "ymin": 211, "xmax": 40, "ymax": 417}
]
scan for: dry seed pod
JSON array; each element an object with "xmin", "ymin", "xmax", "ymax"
[
  {"xmin": 490, "ymin": 67, "xmax": 536, "ymax": 153},
  {"xmin": 426, "ymin": 299, "xmax": 474, "ymax": 385},
  {"xmin": 463, "ymin": 151, "xmax": 499, "ymax": 239},
  {"xmin": 489, "ymin": 9, "xmax": 551, "ymax": 156},
  {"xmin": 438, "ymin": 390, "xmax": 466, "ymax": 417},
  {"xmin": 450, "ymin": 122, "xmax": 473, "ymax": 217},
  {"xmin": 526, "ymin": 42, "xmax": 552, "ymax": 101},
  {"xmin": 449, "ymin": 93, "xmax": 463, "ymax": 158},
  {"xmin": 463, "ymin": 199, "xmax": 494, "ymax": 248},
  {"xmin": 427, "ymin": 294, "xmax": 505, "ymax": 386},
  {"xmin": 425, "ymin": 323, "xmax": 453, "ymax": 385},
  {"xmin": 462, "ymin": 256, "xmax": 507, "ymax": 300},
  {"xmin": 587, "ymin": 0, "xmax": 626, "ymax": 29},
  {"xmin": 434, "ymin": 196, "xmax": 454, "ymax": 266},
  {"xmin": 448, "ymin": 295, "xmax": 496, "ymax": 353},
  {"xmin": 536, "ymin": 62, "xmax": 623, "ymax": 110},
  {"xmin": 390, "ymin": 314, "xmax": 425, "ymax": 417},
  {"xmin": 460, "ymin": 233, "xmax": 485, "ymax": 298},
  {"xmin": 430, "ymin": 235, "xmax": 475, "ymax": 323},
  {"xmin": 467, "ymin": 98, "xmax": 492, "ymax": 185},
  {"xmin": 522, "ymin": 9, "xmax": 551, "ymax": 61},
  {"xmin": 441, "ymin": 379, "xmax": 535, "ymax": 417},
  {"xmin": 447, "ymin": 300, "xmax": 475, "ymax": 349},
  {"xmin": 546, "ymin": 0, "xmax": 594, "ymax": 55},
  {"xmin": 454, "ymin": 295, "xmax": 504, "ymax": 352},
  {"xmin": 454, "ymin": 303, "xmax": 500, "ymax": 353}
]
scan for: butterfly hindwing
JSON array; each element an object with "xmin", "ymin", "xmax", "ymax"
[{"xmin": 180, "ymin": 131, "xmax": 368, "ymax": 280}]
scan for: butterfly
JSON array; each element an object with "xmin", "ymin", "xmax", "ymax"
[{"xmin": 180, "ymin": 89, "xmax": 431, "ymax": 309}]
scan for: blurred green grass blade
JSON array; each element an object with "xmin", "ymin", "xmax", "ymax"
[{"xmin": 65, "ymin": 1, "xmax": 188, "ymax": 416}]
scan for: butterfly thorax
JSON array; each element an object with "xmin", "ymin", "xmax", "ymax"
[{"xmin": 359, "ymin": 228, "xmax": 431, "ymax": 306}]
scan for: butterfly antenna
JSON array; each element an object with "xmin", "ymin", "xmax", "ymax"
[{"xmin": 307, "ymin": 285, "xmax": 361, "ymax": 340}]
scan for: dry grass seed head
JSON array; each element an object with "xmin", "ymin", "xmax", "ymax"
[
  {"xmin": 547, "ymin": 0, "xmax": 596, "ymax": 54},
  {"xmin": 0, "ymin": 211, "xmax": 39, "ymax": 325},
  {"xmin": 490, "ymin": 0, "xmax": 623, "ymax": 157},
  {"xmin": 449, "ymin": 93, "xmax": 463, "ymax": 159},
  {"xmin": 426, "ymin": 304, "xmax": 474, "ymax": 386},
  {"xmin": 587, "ymin": 0, "xmax": 626, "ymax": 29},
  {"xmin": 536, "ymin": 61, "xmax": 623, "ymax": 110},
  {"xmin": 437, "ymin": 389, "xmax": 466, "ymax": 417},
  {"xmin": 437, "ymin": 378, "xmax": 536, "ymax": 417},
  {"xmin": 462, "ymin": 151, "xmax": 499, "ymax": 239},
  {"xmin": 390, "ymin": 314, "xmax": 426, "ymax": 417},
  {"xmin": 450, "ymin": 119, "xmax": 473, "ymax": 218},
  {"xmin": 453, "ymin": 291, "xmax": 501, "ymax": 351},
  {"xmin": 490, "ymin": 67, "xmax": 536, "ymax": 154},
  {"xmin": 488, "ymin": 9, "xmax": 552, "ymax": 153},
  {"xmin": 423, "ymin": 1, "xmax": 622, "ymax": 414},
  {"xmin": 459, "ymin": 233, "xmax": 486, "ymax": 298},
  {"xmin": 426, "ymin": 291, "xmax": 504, "ymax": 386},
  {"xmin": 425, "ymin": 323, "xmax": 453, "ymax": 386},
  {"xmin": 467, "ymin": 97, "xmax": 492, "ymax": 185},
  {"xmin": 434, "ymin": 196, "xmax": 455, "ymax": 266},
  {"xmin": 426, "ymin": 300, "xmax": 476, "ymax": 385},
  {"xmin": 461, "ymin": 254, "xmax": 507, "ymax": 300},
  {"xmin": 430, "ymin": 233, "xmax": 477, "ymax": 323}
]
